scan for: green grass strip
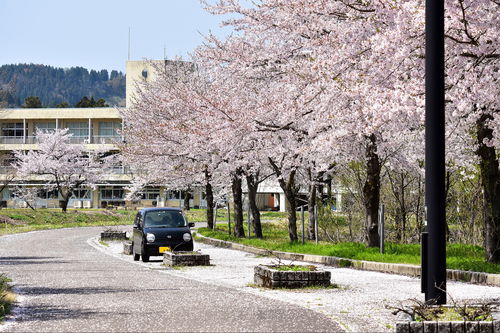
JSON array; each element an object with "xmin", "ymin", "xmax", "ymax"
[{"xmin": 198, "ymin": 223, "xmax": 500, "ymax": 274}]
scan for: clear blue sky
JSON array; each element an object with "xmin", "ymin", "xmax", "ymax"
[{"xmin": 0, "ymin": 0, "xmax": 233, "ymax": 72}]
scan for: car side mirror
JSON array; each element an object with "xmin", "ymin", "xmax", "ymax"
[{"xmin": 189, "ymin": 222, "xmax": 195, "ymax": 228}]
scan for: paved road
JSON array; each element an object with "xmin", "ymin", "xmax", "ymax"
[{"xmin": 0, "ymin": 227, "xmax": 343, "ymax": 332}]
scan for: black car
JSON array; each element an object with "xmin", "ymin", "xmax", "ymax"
[{"xmin": 132, "ymin": 207, "xmax": 194, "ymax": 262}]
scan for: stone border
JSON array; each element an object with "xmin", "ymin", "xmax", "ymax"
[
  {"xmin": 195, "ymin": 234, "xmax": 500, "ymax": 287},
  {"xmin": 396, "ymin": 320, "xmax": 500, "ymax": 333},
  {"xmin": 123, "ymin": 241, "xmax": 133, "ymax": 255},
  {"xmin": 100, "ymin": 231, "xmax": 127, "ymax": 240}
]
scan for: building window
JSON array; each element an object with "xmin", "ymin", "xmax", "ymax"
[
  {"xmin": 34, "ymin": 122, "xmax": 56, "ymax": 133},
  {"xmin": 140, "ymin": 188, "xmax": 160, "ymax": 200},
  {"xmin": 100, "ymin": 188, "xmax": 124, "ymax": 200},
  {"xmin": 67, "ymin": 122, "xmax": 89, "ymax": 137},
  {"xmin": 98, "ymin": 122, "xmax": 121, "ymax": 137},
  {"xmin": 71, "ymin": 188, "xmax": 91, "ymax": 199},
  {"xmin": 1, "ymin": 123, "xmax": 25, "ymax": 137},
  {"xmin": 38, "ymin": 189, "xmax": 59, "ymax": 199},
  {"xmin": 166, "ymin": 190, "xmax": 182, "ymax": 200}
]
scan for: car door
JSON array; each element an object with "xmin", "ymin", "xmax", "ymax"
[{"xmin": 132, "ymin": 212, "xmax": 144, "ymax": 254}]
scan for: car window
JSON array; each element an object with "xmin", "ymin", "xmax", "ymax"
[{"xmin": 144, "ymin": 211, "xmax": 186, "ymax": 228}]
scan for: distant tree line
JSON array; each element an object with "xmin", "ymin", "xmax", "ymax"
[
  {"xmin": 23, "ymin": 95, "xmax": 109, "ymax": 108},
  {"xmin": 0, "ymin": 64, "xmax": 125, "ymax": 107}
]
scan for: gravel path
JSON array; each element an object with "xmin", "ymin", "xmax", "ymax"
[
  {"xmin": 97, "ymin": 230, "xmax": 499, "ymax": 332},
  {"xmin": 0, "ymin": 227, "xmax": 342, "ymax": 332}
]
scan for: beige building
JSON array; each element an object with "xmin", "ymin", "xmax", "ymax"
[{"xmin": 0, "ymin": 60, "xmax": 205, "ymax": 209}]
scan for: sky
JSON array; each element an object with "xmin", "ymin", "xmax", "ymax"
[{"xmin": 0, "ymin": 0, "xmax": 234, "ymax": 72}]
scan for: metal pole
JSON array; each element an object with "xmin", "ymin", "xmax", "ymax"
[
  {"xmin": 425, "ymin": 0, "xmax": 446, "ymax": 304},
  {"xmin": 379, "ymin": 204, "xmax": 385, "ymax": 254},
  {"xmin": 314, "ymin": 204, "xmax": 318, "ymax": 245},
  {"xmin": 301, "ymin": 206, "xmax": 305, "ymax": 245},
  {"xmin": 421, "ymin": 230, "xmax": 428, "ymax": 294},
  {"xmin": 227, "ymin": 200, "xmax": 231, "ymax": 236},
  {"xmin": 247, "ymin": 197, "xmax": 251, "ymax": 239}
]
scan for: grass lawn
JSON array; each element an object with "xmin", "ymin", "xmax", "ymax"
[
  {"xmin": 0, "ymin": 208, "xmax": 287, "ymax": 236},
  {"xmin": 0, "ymin": 274, "xmax": 14, "ymax": 323},
  {"xmin": 197, "ymin": 222, "xmax": 500, "ymax": 274},
  {"xmin": 0, "ymin": 208, "xmax": 135, "ymax": 236},
  {"xmin": 184, "ymin": 208, "xmax": 288, "ymax": 223}
]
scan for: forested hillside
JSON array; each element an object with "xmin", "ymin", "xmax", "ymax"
[{"xmin": 0, "ymin": 64, "xmax": 125, "ymax": 107}]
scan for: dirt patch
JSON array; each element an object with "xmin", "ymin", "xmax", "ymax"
[
  {"xmin": 79, "ymin": 210, "xmax": 122, "ymax": 217},
  {"xmin": 0, "ymin": 215, "xmax": 26, "ymax": 225},
  {"xmin": 100, "ymin": 210, "xmax": 122, "ymax": 217}
]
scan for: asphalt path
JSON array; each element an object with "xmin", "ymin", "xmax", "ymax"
[{"xmin": 0, "ymin": 227, "xmax": 343, "ymax": 332}]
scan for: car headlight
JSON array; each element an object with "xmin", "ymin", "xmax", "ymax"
[
  {"xmin": 146, "ymin": 233, "xmax": 155, "ymax": 243},
  {"xmin": 183, "ymin": 233, "xmax": 192, "ymax": 242}
]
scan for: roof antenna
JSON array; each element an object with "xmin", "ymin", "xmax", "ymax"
[
  {"xmin": 164, "ymin": 44, "xmax": 167, "ymax": 60},
  {"xmin": 128, "ymin": 27, "xmax": 131, "ymax": 61}
]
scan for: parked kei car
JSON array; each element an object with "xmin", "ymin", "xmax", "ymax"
[{"xmin": 132, "ymin": 207, "xmax": 194, "ymax": 262}]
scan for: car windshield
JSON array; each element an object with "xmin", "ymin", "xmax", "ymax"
[{"xmin": 144, "ymin": 210, "xmax": 186, "ymax": 228}]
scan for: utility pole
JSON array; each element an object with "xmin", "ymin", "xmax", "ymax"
[{"xmin": 424, "ymin": 0, "xmax": 446, "ymax": 304}]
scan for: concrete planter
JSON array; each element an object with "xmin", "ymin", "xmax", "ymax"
[
  {"xmin": 254, "ymin": 264, "xmax": 331, "ymax": 289},
  {"xmin": 163, "ymin": 251, "xmax": 210, "ymax": 267},
  {"xmin": 100, "ymin": 231, "xmax": 127, "ymax": 240},
  {"xmin": 396, "ymin": 308, "xmax": 500, "ymax": 333},
  {"xmin": 123, "ymin": 241, "xmax": 133, "ymax": 255}
]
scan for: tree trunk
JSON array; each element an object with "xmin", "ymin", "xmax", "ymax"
[
  {"xmin": 268, "ymin": 158, "xmax": 298, "ymax": 242},
  {"xmin": 183, "ymin": 189, "xmax": 190, "ymax": 211},
  {"xmin": 284, "ymin": 180, "xmax": 299, "ymax": 242},
  {"xmin": 205, "ymin": 170, "xmax": 214, "ymax": 229},
  {"xmin": 363, "ymin": 134, "xmax": 381, "ymax": 247},
  {"xmin": 307, "ymin": 180, "xmax": 317, "ymax": 241},
  {"xmin": 61, "ymin": 195, "xmax": 69, "ymax": 213},
  {"xmin": 283, "ymin": 171, "xmax": 299, "ymax": 242},
  {"xmin": 232, "ymin": 172, "xmax": 245, "ymax": 237},
  {"xmin": 326, "ymin": 174, "xmax": 333, "ymax": 203},
  {"xmin": 246, "ymin": 174, "xmax": 263, "ymax": 238},
  {"xmin": 476, "ymin": 113, "xmax": 500, "ymax": 263}
]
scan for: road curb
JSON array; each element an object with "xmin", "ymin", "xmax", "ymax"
[{"xmin": 194, "ymin": 234, "xmax": 500, "ymax": 287}]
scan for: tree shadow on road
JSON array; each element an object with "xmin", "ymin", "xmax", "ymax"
[
  {"xmin": 0, "ymin": 256, "xmax": 69, "ymax": 265},
  {"xmin": 16, "ymin": 286, "xmax": 137, "ymax": 295},
  {"xmin": 16, "ymin": 304, "xmax": 100, "ymax": 322}
]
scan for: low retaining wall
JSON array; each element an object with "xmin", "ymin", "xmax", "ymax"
[
  {"xmin": 195, "ymin": 234, "xmax": 500, "ymax": 287},
  {"xmin": 100, "ymin": 231, "xmax": 127, "ymax": 241},
  {"xmin": 396, "ymin": 320, "xmax": 500, "ymax": 333},
  {"xmin": 123, "ymin": 241, "xmax": 133, "ymax": 255},
  {"xmin": 163, "ymin": 251, "xmax": 210, "ymax": 266},
  {"xmin": 254, "ymin": 264, "xmax": 331, "ymax": 289}
]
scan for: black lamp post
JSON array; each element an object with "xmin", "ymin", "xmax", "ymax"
[{"xmin": 424, "ymin": 0, "xmax": 447, "ymax": 304}]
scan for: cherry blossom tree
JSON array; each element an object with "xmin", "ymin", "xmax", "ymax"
[
  {"xmin": 14, "ymin": 129, "xmax": 110, "ymax": 212},
  {"xmin": 12, "ymin": 186, "xmax": 38, "ymax": 210},
  {"xmin": 200, "ymin": 0, "xmax": 498, "ymax": 253}
]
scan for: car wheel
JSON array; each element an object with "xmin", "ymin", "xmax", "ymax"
[{"xmin": 141, "ymin": 245, "xmax": 149, "ymax": 262}]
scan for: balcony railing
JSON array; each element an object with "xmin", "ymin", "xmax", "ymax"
[
  {"xmin": 0, "ymin": 135, "xmax": 122, "ymax": 145},
  {"xmin": 0, "ymin": 165, "xmax": 132, "ymax": 175},
  {"xmin": 110, "ymin": 166, "xmax": 132, "ymax": 175},
  {"xmin": 0, "ymin": 166, "xmax": 16, "ymax": 174},
  {"xmin": 92, "ymin": 136, "xmax": 122, "ymax": 144},
  {"xmin": 0, "ymin": 136, "xmax": 24, "ymax": 144}
]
